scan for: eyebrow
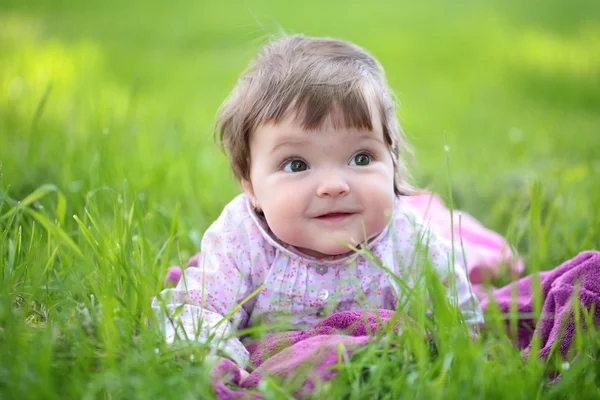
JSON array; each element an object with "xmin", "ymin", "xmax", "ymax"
[
  {"xmin": 270, "ymin": 138, "xmax": 309, "ymax": 154},
  {"xmin": 270, "ymin": 131, "xmax": 385, "ymax": 154},
  {"xmin": 357, "ymin": 134, "xmax": 386, "ymax": 145}
]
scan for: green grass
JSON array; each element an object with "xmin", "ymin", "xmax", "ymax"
[{"xmin": 1, "ymin": 0, "xmax": 600, "ymax": 398}]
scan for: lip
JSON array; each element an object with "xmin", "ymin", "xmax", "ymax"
[{"xmin": 314, "ymin": 211, "xmax": 358, "ymax": 223}]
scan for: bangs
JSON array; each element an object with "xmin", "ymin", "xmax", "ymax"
[{"xmin": 252, "ymin": 76, "xmax": 382, "ymax": 133}]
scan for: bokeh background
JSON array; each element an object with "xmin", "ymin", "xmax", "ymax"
[{"xmin": 1, "ymin": 0, "xmax": 599, "ymax": 272}]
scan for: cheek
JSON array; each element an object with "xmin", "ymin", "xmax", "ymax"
[
  {"xmin": 368, "ymin": 189, "xmax": 394, "ymax": 216},
  {"xmin": 361, "ymin": 163, "xmax": 395, "ymax": 193},
  {"xmin": 357, "ymin": 169, "xmax": 395, "ymax": 222},
  {"xmin": 256, "ymin": 180, "xmax": 306, "ymax": 229},
  {"xmin": 261, "ymin": 198, "xmax": 305, "ymax": 246},
  {"xmin": 256, "ymin": 177, "xmax": 302, "ymax": 209}
]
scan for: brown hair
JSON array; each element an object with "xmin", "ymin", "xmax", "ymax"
[{"xmin": 215, "ymin": 34, "xmax": 414, "ymax": 196}]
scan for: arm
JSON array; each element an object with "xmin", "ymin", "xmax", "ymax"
[
  {"xmin": 152, "ymin": 202, "xmax": 261, "ymax": 368},
  {"xmin": 394, "ymin": 206, "xmax": 484, "ymax": 329},
  {"xmin": 152, "ymin": 257, "xmax": 250, "ymax": 367},
  {"xmin": 424, "ymin": 230, "xmax": 484, "ymax": 328}
]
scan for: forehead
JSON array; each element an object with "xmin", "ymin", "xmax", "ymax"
[{"xmin": 253, "ymin": 110, "xmax": 386, "ymax": 148}]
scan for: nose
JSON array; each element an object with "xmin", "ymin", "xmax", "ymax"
[{"xmin": 316, "ymin": 172, "xmax": 350, "ymax": 198}]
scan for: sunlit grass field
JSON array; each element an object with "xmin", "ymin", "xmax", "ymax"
[{"xmin": 1, "ymin": 0, "xmax": 600, "ymax": 398}]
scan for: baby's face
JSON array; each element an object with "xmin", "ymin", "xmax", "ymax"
[{"xmin": 243, "ymin": 113, "xmax": 395, "ymax": 258}]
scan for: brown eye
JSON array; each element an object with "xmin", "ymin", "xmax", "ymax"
[
  {"xmin": 351, "ymin": 153, "xmax": 372, "ymax": 166},
  {"xmin": 283, "ymin": 159, "xmax": 308, "ymax": 172}
]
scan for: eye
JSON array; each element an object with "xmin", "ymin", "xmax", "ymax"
[
  {"xmin": 282, "ymin": 159, "xmax": 309, "ymax": 172},
  {"xmin": 350, "ymin": 152, "xmax": 372, "ymax": 166}
]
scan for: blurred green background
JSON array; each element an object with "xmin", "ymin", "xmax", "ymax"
[{"xmin": 1, "ymin": 0, "xmax": 599, "ymax": 264}]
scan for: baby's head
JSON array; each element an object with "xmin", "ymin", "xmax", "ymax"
[{"xmin": 215, "ymin": 35, "xmax": 413, "ymax": 258}]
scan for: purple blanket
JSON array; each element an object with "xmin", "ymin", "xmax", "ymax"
[
  {"xmin": 212, "ymin": 310, "xmax": 396, "ymax": 399},
  {"xmin": 211, "ymin": 250, "xmax": 600, "ymax": 399},
  {"xmin": 475, "ymin": 250, "xmax": 600, "ymax": 359}
]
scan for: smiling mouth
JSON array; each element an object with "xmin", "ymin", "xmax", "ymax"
[{"xmin": 315, "ymin": 212, "xmax": 356, "ymax": 222}]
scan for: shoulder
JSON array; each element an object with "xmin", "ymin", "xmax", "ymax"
[
  {"xmin": 202, "ymin": 194, "xmax": 272, "ymax": 253},
  {"xmin": 388, "ymin": 196, "xmax": 454, "ymax": 254},
  {"xmin": 208, "ymin": 193, "xmax": 256, "ymax": 234},
  {"xmin": 389, "ymin": 197, "xmax": 426, "ymax": 236}
]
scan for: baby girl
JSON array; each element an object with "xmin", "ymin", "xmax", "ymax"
[{"xmin": 153, "ymin": 34, "xmax": 483, "ymax": 368}]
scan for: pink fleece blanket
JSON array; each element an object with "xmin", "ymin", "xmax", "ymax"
[{"xmin": 212, "ymin": 310, "xmax": 397, "ymax": 399}]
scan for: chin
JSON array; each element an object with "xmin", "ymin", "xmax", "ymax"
[
  {"xmin": 319, "ymin": 241, "xmax": 358, "ymax": 256},
  {"xmin": 295, "ymin": 241, "xmax": 354, "ymax": 258}
]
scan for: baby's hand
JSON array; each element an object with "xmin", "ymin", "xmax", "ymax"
[
  {"xmin": 239, "ymin": 368, "xmax": 250, "ymax": 382},
  {"xmin": 208, "ymin": 355, "xmax": 250, "ymax": 385},
  {"xmin": 164, "ymin": 266, "xmax": 182, "ymax": 288},
  {"xmin": 163, "ymin": 252, "xmax": 202, "ymax": 288}
]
